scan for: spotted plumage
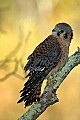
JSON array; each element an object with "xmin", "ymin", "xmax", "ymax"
[{"xmin": 17, "ymin": 23, "xmax": 73, "ymax": 107}]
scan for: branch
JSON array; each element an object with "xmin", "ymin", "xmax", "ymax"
[
  {"xmin": 18, "ymin": 48, "xmax": 80, "ymax": 120},
  {"xmin": 0, "ymin": 32, "xmax": 31, "ymax": 81}
]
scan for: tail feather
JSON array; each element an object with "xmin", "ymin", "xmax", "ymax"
[
  {"xmin": 21, "ymin": 72, "xmax": 43, "ymax": 96},
  {"xmin": 17, "ymin": 63, "xmax": 55, "ymax": 107},
  {"xmin": 24, "ymin": 84, "xmax": 42, "ymax": 107},
  {"xmin": 17, "ymin": 70, "xmax": 45, "ymax": 107},
  {"xmin": 24, "ymin": 71, "xmax": 38, "ymax": 86},
  {"xmin": 20, "ymin": 71, "xmax": 39, "ymax": 95},
  {"xmin": 20, "ymin": 71, "xmax": 44, "ymax": 98}
]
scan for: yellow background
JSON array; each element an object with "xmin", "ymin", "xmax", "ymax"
[{"xmin": 0, "ymin": 0, "xmax": 80, "ymax": 120}]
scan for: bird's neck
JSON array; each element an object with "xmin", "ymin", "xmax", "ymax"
[{"xmin": 57, "ymin": 38, "xmax": 70, "ymax": 54}]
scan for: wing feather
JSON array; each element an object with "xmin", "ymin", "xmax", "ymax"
[{"xmin": 17, "ymin": 35, "xmax": 62, "ymax": 107}]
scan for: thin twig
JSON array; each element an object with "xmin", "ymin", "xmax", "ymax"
[{"xmin": 0, "ymin": 32, "xmax": 31, "ymax": 81}]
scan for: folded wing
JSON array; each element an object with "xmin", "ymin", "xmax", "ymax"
[{"xmin": 17, "ymin": 35, "xmax": 61, "ymax": 107}]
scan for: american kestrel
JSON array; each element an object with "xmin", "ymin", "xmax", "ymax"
[{"xmin": 17, "ymin": 23, "xmax": 73, "ymax": 107}]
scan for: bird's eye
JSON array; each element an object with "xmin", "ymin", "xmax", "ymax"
[{"xmin": 60, "ymin": 30, "xmax": 64, "ymax": 33}]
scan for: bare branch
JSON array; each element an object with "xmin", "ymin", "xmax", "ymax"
[
  {"xmin": 0, "ymin": 32, "xmax": 31, "ymax": 81},
  {"xmin": 0, "ymin": 58, "xmax": 19, "ymax": 81},
  {"xmin": 18, "ymin": 48, "xmax": 80, "ymax": 120}
]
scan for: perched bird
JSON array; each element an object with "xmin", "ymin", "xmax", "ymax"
[{"xmin": 17, "ymin": 23, "xmax": 73, "ymax": 107}]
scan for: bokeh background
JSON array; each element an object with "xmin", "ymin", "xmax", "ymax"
[{"xmin": 0, "ymin": 0, "xmax": 80, "ymax": 120}]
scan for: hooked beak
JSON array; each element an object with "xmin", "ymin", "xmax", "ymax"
[{"xmin": 52, "ymin": 29, "xmax": 57, "ymax": 37}]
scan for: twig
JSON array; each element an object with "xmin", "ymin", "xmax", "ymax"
[
  {"xmin": 18, "ymin": 48, "xmax": 80, "ymax": 120},
  {"xmin": 0, "ymin": 32, "xmax": 31, "ymax": 81}
]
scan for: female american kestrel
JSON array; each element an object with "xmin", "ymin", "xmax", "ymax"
[{"xmin": 17, "ymin": 23, "xmax": 73, "ymax": 107}]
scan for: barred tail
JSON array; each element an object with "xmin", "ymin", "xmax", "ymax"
[{"xmin": 17, "ymin": 71, "xmax": 44, "ymax": 107}]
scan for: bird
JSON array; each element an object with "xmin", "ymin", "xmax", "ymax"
[{"xmin": 17, "ymin": 22, "xmax": 73, "ymax": 107}]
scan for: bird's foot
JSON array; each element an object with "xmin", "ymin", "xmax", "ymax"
[{"xmin": 47, "ymin": 76, "xmax": 56, "ymax": 92}]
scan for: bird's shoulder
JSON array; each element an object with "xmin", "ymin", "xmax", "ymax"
[{"xmin": 28, "ymin": 35, "xmax": 60, "ymax": 60}]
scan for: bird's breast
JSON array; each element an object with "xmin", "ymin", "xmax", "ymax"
[{"xmin": 46, "ymin": 39, "xmax": 69, "ymax": 78}]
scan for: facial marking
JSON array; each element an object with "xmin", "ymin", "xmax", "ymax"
[
  {"xmin": 64, "ymin": 33, "xmax": 68, "ymax": 39},
  {"xmin": 57, "ymin": 32, "xmax": 60, "ymax": 36}
]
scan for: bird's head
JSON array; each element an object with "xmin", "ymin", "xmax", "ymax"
[{"xmin": 52, "ymin": 22, "xmax": 73, "ymax": 43}]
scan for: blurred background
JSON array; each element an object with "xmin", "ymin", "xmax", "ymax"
[{"xmin": 0, "ymin": 0, "xmax": 80, "ymax": 120}]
